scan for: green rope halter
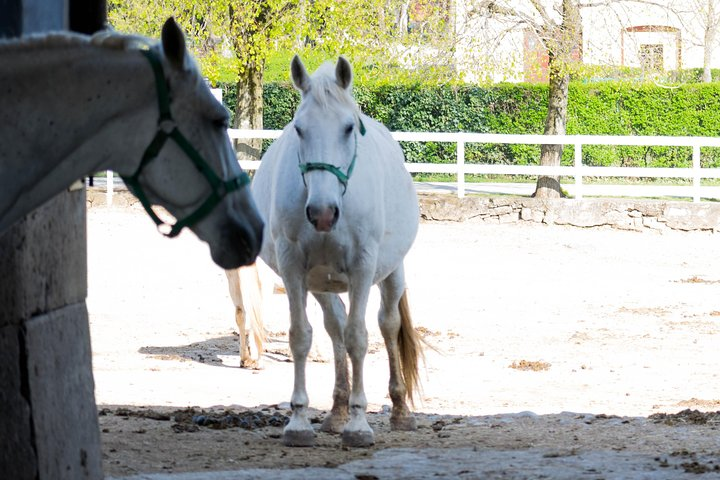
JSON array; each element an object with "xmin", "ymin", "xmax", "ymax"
[
  {"xmin": 121, "ymin": 48, "xmax": 250, "ymax": 238},
  {"xmin": 298, "ymin": 119, "xmax": 366, "ymax": 194}
]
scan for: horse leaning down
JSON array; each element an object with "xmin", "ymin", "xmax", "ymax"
[
  {"xmin": 0, "ymin": 18, "xmax": 263, "ymax": 268},
  {"xmin": 227, "ymin": 55, "xmax": 423, "ymax": 447}
]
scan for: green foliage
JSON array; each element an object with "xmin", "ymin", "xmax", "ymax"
[
  {"xmin": 249, "ymin": 80, "xmax": 720, "ymax": 169},
  {"xmin": 107, "ymin": 0, "xmax": 720, "ymax": 169},
  {"xmin": 254, "ymin": 81, "xmax": 548, "ymax": 165},
  {"xmin": 107, "ymin": 0, "xmax": 242, "ymax": 84},
  {"xmin": 262, "ymin": 83, "xmax": 300, "ymax": 128},
  {"xmin": 108, "ymin": 0, "xmax": 456, "ymax": 86},
  {"xmin": 568, "ymin": 83, "xmax": 720, "ymax": 168},
  {"xmin": 666, "ymin": 68, "xmax": 720, "ymax": 83}
]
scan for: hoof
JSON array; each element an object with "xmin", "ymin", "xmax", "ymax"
[
  {"xmin": 320, "ymin": 413, "xmax": 347, "ymax": 434},
  {"xmin": 391, "ymin": 415, "xmax": 417, "ymax": 431},
  {"xmin": 240, "ymin": 359, "xmax": 262, "ymax": 370},
  {"xmin": 342, "ymin": 429, "xmax": 375, "ymax": 447},
  {"xmin": 282, "ymin": 429, "xmax": 315, "ymax": 447}
]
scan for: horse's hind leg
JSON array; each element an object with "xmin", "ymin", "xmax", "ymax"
[
  {"xmin": 239, "ymin": 264, "xmax": 265, "ymax": 369},
  {"xmin": 312, "ymin": 292, "xmax": 349, "ymax": 434},
  {"xmin": 225, "ymin": 265, "xmax": 264, "ymax": 369},
  {"xmin": 378, "ymin": 265, "xmax": 421, "ymax": 431},
  {"xmin": 225, "ymin": 268, "xmax": 251, "ymax": 368}
]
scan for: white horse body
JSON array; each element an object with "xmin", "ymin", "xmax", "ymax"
[
  {"xmin": 0, "ymin": 19, "xmax": 263, "ymax": 268},
  {"xmin": 251, "ymin": 56, "xmax": 421, "ymax": 447},
  {"xmin": 255, "ymin": 115, "xmax": 418, "ymax": 283}
]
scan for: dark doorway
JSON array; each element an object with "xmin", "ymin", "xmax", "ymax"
[{"xmin": 69, "ymin": 0, "xmax": 106, "ymax": 34}]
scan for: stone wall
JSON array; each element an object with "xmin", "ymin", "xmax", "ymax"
[
  {"xmin": 89, "ymin": 188, "xmax": 720, "ymax": 233},
  {"xmin": 418, "ymin": 194, "xmax": 720, "ymax": 232},
  {"xmin": 0, "ymin": 188, "xmax": 102, "ymax": 480}
]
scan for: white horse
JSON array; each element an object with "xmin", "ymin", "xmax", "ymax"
[
  {"xmin": 0, "ymin": 18, "xmax": 263, "ymax": 269},
  {"xmin": 250, "ymin": 55, "xmax": 422, "ymax": 447}
]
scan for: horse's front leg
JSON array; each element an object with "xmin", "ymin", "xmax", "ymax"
[
  {"xmin": 312, "ymin": 292, "xmax": 349, "ymax": 434},
  {"xmin": 282, "ymin": 278, "xmax": 315, "ymax": 446},
  {"xmin": 342, "ymin": 277, "xmax": 375, "ymax": 447}
]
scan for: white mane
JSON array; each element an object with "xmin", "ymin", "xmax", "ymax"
[
  {"xmin": 307, "ymin": 62, "xmax": 360, "ymax": 115},
  {"xmin": 0, "ymin": 28, "xmax": 200, "ymax": 86},
  {"xmin": 0, "ymin": 29, "xmax": 155, "ymax": 53},
  {"xmin": 90, "ymin": 30, "xmax": 155, "ymax": 50}
]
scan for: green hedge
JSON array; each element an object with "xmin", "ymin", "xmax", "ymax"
[
  {"xmin": 222, "ymin": 81, "xmax": 720, "ymax": 169},
  {"xmin": 568, "ymin": 83, "xmax": 720, "ymax": 168}
]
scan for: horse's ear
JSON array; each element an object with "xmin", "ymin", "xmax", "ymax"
[
  {"xmin": 161, "ymin": 17, "xmax": 187, "ymax": 71},
  {"xmin": 335, "ymin": 56, "xmax": 352, "ymax": 90},
  {"xmin": 291, "ymin": 55, "xmax": 310, "ymax": 93}
]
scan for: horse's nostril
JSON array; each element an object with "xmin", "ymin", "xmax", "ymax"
[{"xmin": 306, "ymin": 204, "xmax": 339, "ymax": 232}]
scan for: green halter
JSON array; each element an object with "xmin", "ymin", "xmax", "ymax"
[
  {"xmin": 121, "ymin": 48, "xmax": 250, "ymax": 238},
  {"xmin": 298, "ymin": 119, "xmax": 366, "ymax": 194}
]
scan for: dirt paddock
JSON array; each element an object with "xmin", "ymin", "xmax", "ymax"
[{"xmin": 87, "ymin": 203, "xmax": 720, "ymax": 478}]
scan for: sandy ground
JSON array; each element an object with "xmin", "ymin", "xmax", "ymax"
[{"xmin": 87, "ymin": 205, "xmax": 720, "ymax": 477}]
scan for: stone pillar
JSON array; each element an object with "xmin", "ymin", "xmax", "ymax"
[
  {"xmin": 0, "ymin": 1, "xmax": 103, "ymax": 478},
  {"xmin": 0, "ymin": 188, "xmax": 101, "ymax": 480}
]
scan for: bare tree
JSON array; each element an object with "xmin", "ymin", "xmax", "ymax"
[
  {"xmin": 665, "ymin": 0, "xmax": 720, "ymax": 82},
  {"xmin": 702, "ymin": 0, "xmax": 719, "ymax": 82},
  {"xmin": 466, "ymin": 0, "xmax": 680, "ymax": 198},
  {"xmin": 468, "ymin": 1, "xmax": 582, "ymax": 198},
  {"xmin": 681, "ymin": 0, "xmax": 720, "ymax": 82}
]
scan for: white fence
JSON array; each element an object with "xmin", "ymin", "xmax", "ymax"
[
  {"xmin": 100, "ymin": 131, "xmax": 720, "ymax": 204},
  {"xmin": 229, "ymin": 129, "xmax": 720, "ymax": 202}
]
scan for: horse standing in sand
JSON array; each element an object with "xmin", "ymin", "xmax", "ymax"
[
  {"xmin": 232, "ymin": 55, "xmax": 422, "ymax": 447},
  {"xmin": 0, "ymin": 18, "xmax": 263, "ymax": 268}
]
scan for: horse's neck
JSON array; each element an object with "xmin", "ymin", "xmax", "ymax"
[{"xmin": 0, "ymin": 42, "xmax": 156, "ymax": 233}]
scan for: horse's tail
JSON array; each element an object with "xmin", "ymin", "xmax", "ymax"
[
  {"xmin": 398, "ymin": 289, "xmax": 424, "ymax": 407},
  {"xmin": 239, "ymin": 264, "xmax": 267, "ymax": 346}
]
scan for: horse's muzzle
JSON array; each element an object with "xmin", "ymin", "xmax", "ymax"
[
  {"xmin": 211, "ymin": 218, "xmax": 263, "ymax": 269},
  {"xmin": 306, "ymin": 204, "xmax": 339, "ymax": 232}
]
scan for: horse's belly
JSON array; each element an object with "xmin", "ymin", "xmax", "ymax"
[{"xmin": 306, "ymin": 266, "xmax": 349, "ymax": 293}]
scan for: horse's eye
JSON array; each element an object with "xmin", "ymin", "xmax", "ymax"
[
  {"xmin": 213, "ymin": 118, "xmax": 229, "ymax": 129},
  {"xmin": 344, "ymin": 124, "xmax": 354, "ymax": 135},
  {"xmin": 294, "ymin": 125, "xmax": 303, "ymax": 138}
]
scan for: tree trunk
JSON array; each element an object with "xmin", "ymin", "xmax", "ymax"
[
  {"xmin": 533, "ymin": 0, "xmax": 580, "ymax": 199},
  {"xmin": 534, "ymin": 57, "xmax": 570, "ymax": 198},
  {"xmin": 233, "ymin": 64, "xmax": 264, "ymax": 161},
  {"xmin": 294, "ymin": 0, "xmax": 306, "ymax": 50},
  {"xmin": 703, "ymin": 0, "xmax": 716, "ymax": 83}
]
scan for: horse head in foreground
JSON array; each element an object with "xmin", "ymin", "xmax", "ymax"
[
  {"xmin": 250, "ymin": 54, "xmax": 422, "ymax": 447},
  {"xmin": 0, "ymin": 18, "xmax": 263, "ymax": 268}
]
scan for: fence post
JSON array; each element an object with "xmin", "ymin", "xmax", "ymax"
[
  {"xmin": 106, "ymin": 170, "xmax": 114, "ymax": 207},
  {"xmin": 692, "ymin": 144, "xmax": 701, "ymax": 203},
  {"xmin": 457, "ymin": 140, "xmax": 465, "ymax": 199},
  {"xmin": 574, "ymin": 141, "xmax": 583, "ymax": 201}
]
